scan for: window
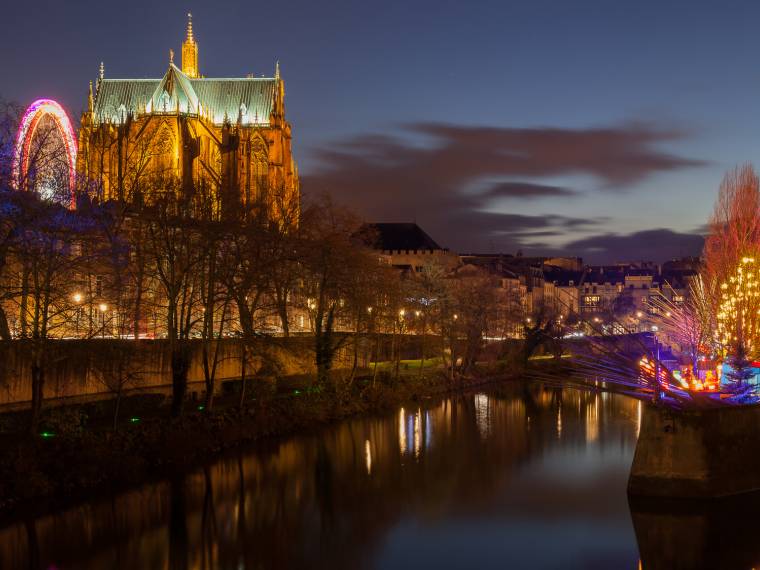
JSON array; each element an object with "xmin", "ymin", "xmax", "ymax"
[{"xmin": 583, "ymin": 295, "xmax": 600, "ymax": 307}]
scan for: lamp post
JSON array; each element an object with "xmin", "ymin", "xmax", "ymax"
[
  {"xmin": 72, "ymin": 292, "xmax": 82, "ymax": 337},
  {"xmin": 99, "ymin": 303, "xmax": 108, "ymax": 338}
]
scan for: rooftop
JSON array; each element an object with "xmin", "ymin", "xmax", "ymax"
[
  {"xmin": 359, "ymin": 223, "xmax": 444, "ymax": 251},
  {"xmin": 92, "ymin": 63, "xmax": 278, "ymax": 126}
]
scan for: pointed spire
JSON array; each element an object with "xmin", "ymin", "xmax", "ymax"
[
  {"xmin": 181, "ymin": 12, "xmax": 199, "ymax": 77},
  {"xmin": 186, "ymin": 12, "xmax": 194, "ymax": 42},
  {"xmin": 88, "ymin": 81, "xmax": 94, "ymax": 113},
  {"xmin": 275, "ymin": 60, "xmax": 280, "ymax": 81},
  {"xmin": 169, "ymin": 48, "xmax": 174, "ymax": 65},
  {"xmin": 99, "ymin": 61, "xmax": 105, "ymax": 81}
]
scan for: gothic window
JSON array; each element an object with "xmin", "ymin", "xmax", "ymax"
[
  {"xmin": 153, "ymin": 123, "xmax": 175, "ymax": 175},
  {"xmin": 250, "ymin": 137, "xmax": 268, "ymax": 203}
]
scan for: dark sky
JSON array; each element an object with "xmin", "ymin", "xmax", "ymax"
[{"xmin": 2, "ymin": 0, "xmax": 758, "ymax": 262}]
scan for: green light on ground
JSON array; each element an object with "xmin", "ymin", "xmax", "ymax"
[
  {"xmin": 293, "ymin": 390, "xmax": 301, "ymax": 395},
  {"xmin": 197, "ymin": 405, "xmax": 205, "ymax": 411},
  {"xmin": 130, "ymin": 417, "xmax": 140, "ymax": 423},
  {"xmin": 40, "ymin": 431, "xmax": 55, "ymax": 438}
]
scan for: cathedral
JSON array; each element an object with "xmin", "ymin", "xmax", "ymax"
[{"xmin": 77, "ymin": 14, "xmax": 299, "ymax": 220}]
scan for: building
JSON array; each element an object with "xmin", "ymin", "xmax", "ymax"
[
  {"xmin": 77, "ymin": 14, "xmax": 299, "ymax": 220},
  {"xmin": 360, "ymin": 223, "xmax": 460, "ymax": 272}
]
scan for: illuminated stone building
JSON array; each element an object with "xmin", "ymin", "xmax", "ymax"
[{"xmin": 77, "ymin": 14, "xmax": 299, "ymax": 219}]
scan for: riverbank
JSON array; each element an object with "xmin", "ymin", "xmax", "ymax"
[{"xmin": 0, "ymin": 366, "xmax": 519, "ymax": 519}]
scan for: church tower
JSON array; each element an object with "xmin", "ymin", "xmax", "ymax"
[
  {"xmin": 80, "ymin": 15, "xmax": 299, "ymax": 222},
  {"xmin": 181, "ymin": 13, "xmax": 199, "ymax": 78}
]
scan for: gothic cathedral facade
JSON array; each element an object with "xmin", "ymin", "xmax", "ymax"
[{"xmin": 77, "ymin": 15, "xmax": 299, "ymax": 221}]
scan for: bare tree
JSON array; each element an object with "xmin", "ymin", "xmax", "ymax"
[
  {"xmin": 8, "ymin": 197, "xmax": 98, "ymax": 431},
  {"xmin": 93, "ymin": 342, "xmax": 144, "ymax": 429},
  {"xmin": 450, "ymin": 265, "xmax": 498, "ymax": 373},
  {"xmin": 143, "ymin": 183, "xmax": 204, "ymax": 416},
  {"xmin": 649, "ymin": 276, "xmax": 714, "ymax": 376},
  {"xmin": 704, "ymin": 164, "xmax": 760, "ymax": 287},
  {"xmin": 300, "ymin": 198, "xmax": 373, "ymax": 385}
]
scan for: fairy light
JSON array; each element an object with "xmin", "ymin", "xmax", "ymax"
[{"xmin": 716, "ymin": 257, "xmax": 760, "ymax": 358}]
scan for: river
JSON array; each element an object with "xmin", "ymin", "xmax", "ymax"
[{"xmin": 0, "ymin": 382, "xmax": 757, "ymax": 569}]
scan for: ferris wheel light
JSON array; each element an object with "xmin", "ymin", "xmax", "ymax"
[{"xmin": 11, "ymin": 99, "xmax": 77, "ymax": 207}]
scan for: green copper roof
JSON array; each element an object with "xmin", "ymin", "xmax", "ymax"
[
  {"xmin": 147, "ymin": 63, "xmax": 200, "ymax": 115},
  {"xmin": 92, "ymin": 64, "xmax": 276, "ymax": 126}
]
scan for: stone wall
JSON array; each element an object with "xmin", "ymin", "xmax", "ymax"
[
  {"xmin": 0, "ymin": 335, "xmax": 517, "ymax": 411},
  {"xmin": 629, "ymin": 402, "xmax": 760, "ymax": 498},
  {"xmin": 0, "ymin": 338, "xmax": 317, "ymax": 410}
]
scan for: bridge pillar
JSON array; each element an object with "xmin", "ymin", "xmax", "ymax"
[{"xmin": 629, "ymin": 403, "xmax": 760, "ymax": 498}]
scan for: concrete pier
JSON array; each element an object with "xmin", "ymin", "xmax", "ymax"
[{"xmin": 628, "ymin": 402, "xmax": 760, "ymax": 498}]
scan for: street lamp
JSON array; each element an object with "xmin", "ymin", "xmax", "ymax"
[
  {"xmin": 99, "ymin": 303, "xmax": 108, "ymax": 338},
  {"xmin": 72, "ymin": 292, "xmax": 83, "ymax": 336}
]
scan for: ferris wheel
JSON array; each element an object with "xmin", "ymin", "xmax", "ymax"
[{"xmin": 11, "ymin": 98, "xmax": 77, "ymax": 208}]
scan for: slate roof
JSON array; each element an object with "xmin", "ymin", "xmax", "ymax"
[
  {"xmin": 359, "ymin": 223, "xmax": 443, "ymax": 251},
  {"xmin": 93, "ymin": 64, "xmax": 276, "ymax": 126},
  {"xmin": 543, "ymin": 267, "xmax": 584, "ymax": 287}
]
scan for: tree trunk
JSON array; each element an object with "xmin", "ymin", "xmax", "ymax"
[
  {"xmin": 113, "ymin": 386, "xmax": 122, "ymax": 430},
  {"xmin": 372, "ymin": 333, "xmax": 380, "ymax": 387},
  {"xmin": 0, "ymin": 307, "xmax": 10, "ymax": 340},
  {"xmin": 278, "ymin": 302, "xmax": 290, "ymax": 337},
  {"xmin": 30, "ymin": 355, "xmax": 44, "ymax": 434},
  {"xmin": 171, "ymin": 342, "xmax": 190, "ymax": 417},
  {"xmin": 238, "ymin": 344, "xmax": 247, "ymax": 410}
]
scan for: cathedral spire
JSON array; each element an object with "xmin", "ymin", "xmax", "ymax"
[
  {"xmin": 181, "ymin": 12, "xmax": 199, "ymax": 78},
  {"xmin": 88, "ymin": 80, "xmax": 94, "ymax": 113}
]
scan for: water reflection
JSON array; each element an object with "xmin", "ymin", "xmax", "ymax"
[
  {"xmin": 630, "ymin": 494, "xmax": 760, "ymax": 570},
  {"xmin": 0, "ymin": 383, "xmax": 745, "ymax": 569}
]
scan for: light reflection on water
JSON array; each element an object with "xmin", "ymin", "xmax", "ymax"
[{"xmin": 1, "ymin": 383, "xmax": 758, "ymax": 569}]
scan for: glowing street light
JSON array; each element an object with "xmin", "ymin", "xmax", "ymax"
[
  {"xmin": 98, "ymin": 303, "xmax": 108, "ymax": 338},
  {"xmin": 72, "ymin": 292, "xmax": 82, "ymax": 303}
]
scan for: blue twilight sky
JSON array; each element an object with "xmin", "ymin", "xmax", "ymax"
[{"xmin": 1, "ymin": 0, "xmax": 758, "ymax": 262}]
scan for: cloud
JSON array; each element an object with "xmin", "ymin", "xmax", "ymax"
[
  {"xmin": 483, "ymin": 182, "xmax": 577, "ymax": 200},
  {"xmin": 302, "ymin": 121, "xmax": 706, "ymax": 256},
  {"xmin": 560, "ymin": 229, "xmax": 705, "ymax": 264}
]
